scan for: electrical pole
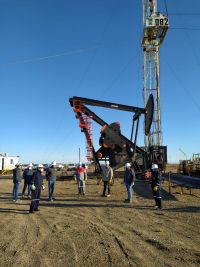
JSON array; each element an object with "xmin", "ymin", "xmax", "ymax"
[
  {"xmin": 79, "ymin": 148, "xmax": 81, "ymax": 163},
  {"xmin": 179, "ymin": 148, "xmax": 188, "ymax": 175}
]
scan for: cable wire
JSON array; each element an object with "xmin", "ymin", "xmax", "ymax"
[
  {"xmin": 169, "ymin": 13, "xmax": 200, "ymax": 16},
  {"xmin": 170, "ymin": 27, "xmax": 200, "ymax": 31},
  {"xmin": 99, "ymin": 58, "xmax": 132, "ymax": 98},
  {"xmin": 3, "ymin": 46, "xmax": 102, "ymax": 66},
  {"xmin": 165, "ymin": 60, "xmax": 200, "ymax": 113},
  {"xmin": 74, "ymin": 0, "xmax": 119, "ymax": 94},
  {"xmin": 164, "ymin": 0, "xmax": 168, "ymax": 16}
]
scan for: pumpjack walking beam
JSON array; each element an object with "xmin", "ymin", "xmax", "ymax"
[{"xmin": 70, "ymin": 96, "xmax": 145, "ymax": 113}]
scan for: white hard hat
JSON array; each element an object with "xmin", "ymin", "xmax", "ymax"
[
  {"xmin": 78, "ymin": 162, "xmax": 82, "ymax": 166},
  {"xmin": 152, "ymin": 163, "xmax": 158, "ymax": 170},
  {"xmin": 29, "ymin": 163, "xmax": 33, "ymax": 167},
  {"xmin": 125, "ymin": 163, "xmax": 131, "ymax": 168},
  {"xmin": 52, "ymin": 161, "xmax": 57, "ymax": 166},
  {"xmin": 105, "ymin": 161, "xmax": 110, "ymax": 166},
  {"xmin": 38, "ymin": 164, "xmax": 44, "ymax": 168}
]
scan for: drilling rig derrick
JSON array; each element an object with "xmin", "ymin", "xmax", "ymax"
[{"xmin": 142, "ymin": 0, "xmax": 169, "ymax": 169}]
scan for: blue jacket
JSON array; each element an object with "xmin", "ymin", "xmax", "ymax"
[
  {"xmin": 23, "ymin": 169, "xmax": 34, "ymax": 182},
  {"xmin": 150, "ymin": 170, "xmax": 162, "ymax": 186},
  {"xmin": 13, "ymin": 168, "xmax": 22, "ymax": 183},
  {"xmin": 124, "ymin": 168, "xmax": 135, "ymax": 185}
]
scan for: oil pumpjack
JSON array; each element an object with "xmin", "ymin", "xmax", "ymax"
[
  {"xmin": 69, "ymin": 95, "xmax": 154, "ymax": 175},
  {"xmin": 69, "ymin": 1, "xmax": 169, "ymax": 175}
]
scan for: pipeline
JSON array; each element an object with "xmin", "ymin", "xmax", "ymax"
[{"xmin": 167, "ymin": 173, "xmax": 200, "ymax": 189}]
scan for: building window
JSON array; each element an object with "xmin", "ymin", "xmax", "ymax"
[{"xmin": 10, "ymin": 159, "xmax": 14, "ymax": 164}]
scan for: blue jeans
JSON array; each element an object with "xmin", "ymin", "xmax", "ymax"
[
  {"xmin": 48, "ymin": 180, "xmax": 55, "ymax": 199},
  {"xmin": 13, "ymin": 182, "xmax": 20, "ymax": 200},
  {"xmin": 125, "ymin": 184, "xmax": 133, "ymax": 201}
]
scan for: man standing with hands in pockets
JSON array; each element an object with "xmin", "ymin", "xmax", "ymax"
[
  {"xmin": 124, "ymin": 163, "xmax": 135, "ymax": 203},
  {"xmin": 102, "ymin": 161, "xmax": 113, "ymax": 197}
]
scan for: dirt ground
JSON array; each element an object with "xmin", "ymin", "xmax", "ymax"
[{"xmin": 0, "ymin": 176, "xmax": 199, "ymax": 267}]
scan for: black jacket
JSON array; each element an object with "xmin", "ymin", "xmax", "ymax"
[
  {"xmin": 150, "ymin": 170, "xmax": 162, "ymax": 186},
  {"xmin": 31, "ymin": 170, "xmax": 44, "ymax": 187}
]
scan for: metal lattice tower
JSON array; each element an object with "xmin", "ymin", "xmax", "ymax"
[
  {"xmin": 142, "ymin": 0, "xmax": 169, "ymax": 148},
  {"xmin": 72, "ymin": 100, "xmax": 94, "ymax": 162},
  {"xmin": 83, "ymin": 114, "xmax": 93, "ymax": 161}
]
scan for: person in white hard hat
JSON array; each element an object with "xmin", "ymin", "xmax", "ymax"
[
  {"xmin": 75, "ymin": 162, "xmax": 86, "ymax": 195},
  {"xmin": 46, "ymin": 161, "xmax": 57, "ymax": 201},
  {"xmin": 150, "ymin": 163, "xmax": 162, "ymax": 209},
  {"xmin": 101, "ymin": 161, "xmax": 113, "ymax": 197},
  {"xmin": 123, "ymin": 163, "xmax": 135, "ymax": 203},
  {"xmin": 12, "ymin": 163, "xmax": 22, "ymax": 202},
  {"xmin": 21, "ymin": 163, "xmax": 34, "ymax": 199},
  {"xmin": 29, "ymin": 164, "xmax": 45, "ymax": 213}
]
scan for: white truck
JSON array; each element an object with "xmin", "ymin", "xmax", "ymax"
[{"xmin": 0, "ymin": 154, "xmax": 20, "ymax": 173}]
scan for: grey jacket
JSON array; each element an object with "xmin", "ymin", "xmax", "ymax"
[
  {"xmin": 102, "ymin": 166, "xmax": 113, "ymax": 181},
  {"xmin": 46, "ymin": 167, "xmax": 57, "ymax": 182},
  {"xmin": 13, "ymin": 168, "xmax": 22, "ymax": 183}
]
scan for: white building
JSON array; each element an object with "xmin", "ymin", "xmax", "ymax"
[{"xmin": 0, "ymin": 153, "xmax": 20, "ymax": 171}]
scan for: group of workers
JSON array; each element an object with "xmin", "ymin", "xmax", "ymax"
[
  {"xmin": 75, "ymin": 161, "xmax": 162, "ymax": 209},
  {"xmin": 13, "ymin": 161, "xmax": 57, "ymax": 213},
  {"xmin": 12, "ymin": 160, "xmax": 163, "ymax": 214}
]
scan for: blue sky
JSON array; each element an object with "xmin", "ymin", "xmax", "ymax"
[{"xmin": 0, "ymin": 0, "xmax": 200, "ymax": 164}]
